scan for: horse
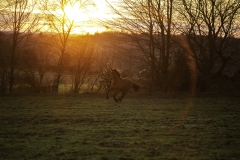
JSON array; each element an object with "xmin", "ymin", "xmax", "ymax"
[{"xmin": 106, "ymin": 69, "xmax": 140, "ymax": 102}]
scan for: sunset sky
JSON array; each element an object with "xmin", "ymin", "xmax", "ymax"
[
  {"xmin": 46, "ymin": 0, "xmax": 117, "ymax": 34},
  {"xmin": 0, "ymin": 0, "xmax": 117, "ymax": 34}
]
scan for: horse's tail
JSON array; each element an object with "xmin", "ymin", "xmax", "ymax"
[{"xmin": 133, "ymin": 83, "xmax": 140, "ymax": 92}]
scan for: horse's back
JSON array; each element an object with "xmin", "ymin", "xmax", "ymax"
[
  {"xmin": 111, "ymin": 76, "xmax": 133, "ymax": 91},
  {"xmin": 121, "ymin": 77, "xmax": 133, "ymax": 89}
]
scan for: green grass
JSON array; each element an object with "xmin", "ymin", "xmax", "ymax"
[{"xmin": 0, "ymin": 93, "xmax": 240, "ymax": 159}]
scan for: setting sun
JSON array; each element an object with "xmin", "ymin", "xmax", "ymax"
[
  {"xmin": 64, "ymin": 3, "xmax": 89, "ymax": 23},
  {"xmin": 41, "ymin": 0, "xmax": 114, "ymax": 34},
  {"xmin": 57, "ymin": 0, "xmax": 113, "ymax": 34}
]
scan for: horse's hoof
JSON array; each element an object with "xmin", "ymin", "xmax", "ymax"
[{"xmin": 117, "ymin": 98, "xmax": 122, "ymax": 102}]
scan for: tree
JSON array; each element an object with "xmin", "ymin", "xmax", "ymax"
[
  {"xmin": 41, "ymin": 0, "xmax": 94, "ymax": 93},
  {"xmin": 32, "ymin": 33, "xmax": 52, "ymax": 88},
  {"xmin": 177, "ymin": 0, "xmax": 240, "ymax": 91},
  {"xmin": 18, "ymin": 34, "xmax": 52, "ymax": 93},
  {"xmin": 0, "ymin": 0, "xmax": 41, "ymax": 93},
  {"xmin": 0, "ymin": 32, "xmax": 9, "ymax": 95},
  {"xmin": 105, "ymin": 0, "xmax": 175, "ymax": 91},
  {"xmin": 69, "ymin": 35, "xmax": 95, "ymax": 94}
]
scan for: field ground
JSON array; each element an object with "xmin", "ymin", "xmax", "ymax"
[{"xmin": 0, "ymin": 93, "xmax": 240, "ymax": 160}]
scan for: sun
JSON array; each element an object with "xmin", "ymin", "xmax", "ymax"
[
  {"xmin": 53, "ymin": 0, "xmax": 114, "ymax": 34},
  {"xmin": 64, "ymin": 3, "xmax": 89, "ymax": 23}
]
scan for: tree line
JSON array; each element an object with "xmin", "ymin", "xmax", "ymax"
[
  {"xmin": 0, "ymin": 0, "xmax": 240, "ymax": 95},
  {"xmin": 105, "ymin": 0, "xmax": 240, "ymax": 93}
]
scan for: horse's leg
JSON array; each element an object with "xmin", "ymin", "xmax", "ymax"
[
  {"xmin": 118, "ymin": 90, "xmax": 127, "ymax": 102},
  {"xmin": 113, "ymin": 90, "xmax": 120, "ymax": 102},
  {"xmin": 106, "ymin": 87, "xmax": 114, "ymax": 100}
]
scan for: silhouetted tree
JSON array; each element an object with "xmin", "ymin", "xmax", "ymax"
[
  {"xmin": 105, "ymin": 0, "xmax": 175, "ymax": 91},
  {"xmin": 177, "ymin": 0, "xmax": 240, "ymax": 91},
  {"xmin": 41, "ymin": 0, "xmax": 95, "ymax": 93},
  {"xmin": 69, "ymin": 35, "xmax": 95, "ymax": 94},
  {"xmin": 0, "ymin": 0, "xmax": 41, "ymax": 93},
  {"xmin": 0, "ymin": 32, "xmax": 8, "ymax": 95}
]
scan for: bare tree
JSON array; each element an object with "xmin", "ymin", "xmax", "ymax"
[
  {"xmin": 0, "ymin": 32, "xmax": 8, "ymax": 95},
  {"xmin": 104, "ymin": 0, "xmax": 175, "ymax": 91},
  {"xmin": 0, "ymin": 0, "xmax": 41, "ymax": 93},
  {"xmin": 41, "ymin": 0, "xmax": 94, "ymax": 93},
  {"xmin": 69, "ymin": 35, "xmax": 95, "ymax": 94},
  {"xmin": 177, "ymin": 0, "xmax": 240, "ymax": 90},
  {"xmin": 18, "ymin": 33, "xmax": 52, "ymax": 93},
  {"xmin": 33, "ymin": 34, "xmax": 52, "ymax": 88}
]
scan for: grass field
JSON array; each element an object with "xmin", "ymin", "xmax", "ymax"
[{"xmin": 0, "ymin": 93, "xmax": 240, "ymax": 160}]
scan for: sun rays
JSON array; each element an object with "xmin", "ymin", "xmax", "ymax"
[{"xmin": 59, "ymin": 0, "xmax": 111, "ymax": 34}]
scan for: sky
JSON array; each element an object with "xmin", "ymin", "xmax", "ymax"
[
  {"xmin": 0, "ymin": 0, "xmax": 118, "ymax": 34},
  {"xmin": 50, "ymin": 0, "xmax": 118, "ymax": 34},
  {"xmin": 69, "ymin": 0, "xmax": 114, "ymax": 34}
]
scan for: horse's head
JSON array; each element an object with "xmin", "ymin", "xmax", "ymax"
[{"xmin": 111, "ymin": 69, "xmax": 120, "ymax": 78}]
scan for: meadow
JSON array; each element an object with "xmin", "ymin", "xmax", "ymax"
[{"xmin": 0, "ymin": 93, "xmax": 240, "ymax": 160}]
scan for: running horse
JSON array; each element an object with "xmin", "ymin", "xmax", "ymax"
[{"xmin": 106, "ymin": 69, "xmax": 140, "ymax": 102}]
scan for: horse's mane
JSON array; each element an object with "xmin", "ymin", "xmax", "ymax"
[{"xmin": 112, "ymin": 69, "xmax": 121, "ymax": 77}]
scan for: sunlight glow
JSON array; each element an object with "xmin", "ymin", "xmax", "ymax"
[
  {"xmin": 64, "ymin": 3, "xmax": 89, "ymax": 23},
  {"xmin": 38, "ymin": 0, "xmax": 116, "ymax": 34},
  {"xmin": 57, "ymin": 0, "xmax": 113, "ymax": 34}
]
